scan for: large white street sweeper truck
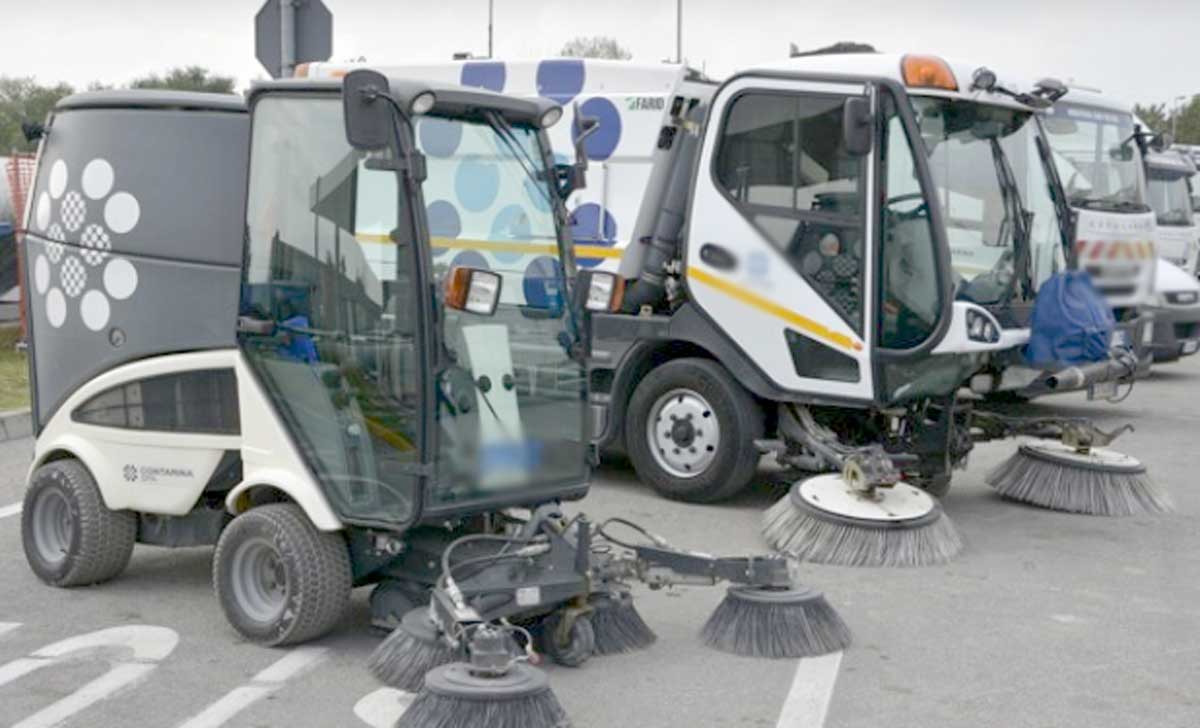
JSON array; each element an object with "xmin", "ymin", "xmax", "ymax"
[{"xmin": 18, "ymin": 74, "xmax": 861, "ymax": 728}]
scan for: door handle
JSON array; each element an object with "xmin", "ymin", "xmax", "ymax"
[{"xmin": 699, "ymin": 243, "xmax": 738, "ymax": 271}]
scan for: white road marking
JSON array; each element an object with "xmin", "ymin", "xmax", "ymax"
[
  {"xmin": 0, "ymin": 622, "xmax": 20, "ymax": 639},
  {"xmin": 0, "ymin": 625, "xmax": 178, "ymax": 728},
  {"xmin": 354, "ymin": 687, "xmax": 416, "ymax": 728},
  {"xmin": 0, "ymin": 502, "xmax": 22, "ymax": 519},
  {"xmin": 775, "ymin": 651, "xmax": 843, "ymax": 728},
  {"xmin": 175, "ymin": 646, "xmax": 329, "ymax": 728}
]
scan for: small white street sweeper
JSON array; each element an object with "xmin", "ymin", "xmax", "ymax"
[{"xmin": 18, "ymin": 72, "xmax": 851, "ymax": 727}]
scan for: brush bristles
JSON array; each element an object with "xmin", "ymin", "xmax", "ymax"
[
  {"xmin": 368, "ymin": 625, "xmax": 461, "ymax": 691},
  {"xmin": 987, "ymin": 452, "xmax": 1173, "ymax": 516},
  {"xmin": 700, "ymin": 592, "xmax": 851, "ymax": 658},
  {"xmin": 762, "ymin": 497, "xmax": 963, "ymax": 567},
  {"xmin": 591, "ymin": 596, "xmax": 657, "ymax": 656},
  {"xmin": 395, "ymin": 688, "xmax": 570, "ymax": 728}
]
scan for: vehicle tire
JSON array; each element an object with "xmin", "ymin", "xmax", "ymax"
[
  {"xmin": 22, "ymin": 459, "xmax": 137, "ymax": 587},
  {"xmin": 626, "ymin": 357, "xmax": 764, "ymax": 502},
  {"xmin": 213, "ymin": 503, "xmax": 351, "ymax": 646},
  {"xmin": 539, "ymin": 612, "xmax": 595, "ymax": 668}
]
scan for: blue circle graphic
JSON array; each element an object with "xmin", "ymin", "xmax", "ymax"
[
  {"xmin": 490, "ymin": 204, "xmax": 532, "ymax": 264},
  {"xmin": 536, "ymin": 59, "xmax": 585, "ymax": 104},
  {"xmin": 426, "ymin": 200, "xmax": 461, "ymax": 258},
  {"xmin": 455, "ymin": 155, "xmax": 500, "ymax": 212},
  {"xmin": 574, "ymin": 97, "xmax": 622, "ymax": 161},
  {"xmin": 450, "ymin": 250, "xmax": 489, "ymax": 271},
  {"xmin": 418, "ymin": 116, "xmax": 462, "ymax": 158},
  {"xmin": 523, "ymin": 256, "xmax": 565, "ymax": 310},
  {"xmin": 461, "ymin": 61, "xmax": 506, "ymax": 93},
  {"xmin": 569, "ymin": 203, "xmax": 617, "ymax": 268}
]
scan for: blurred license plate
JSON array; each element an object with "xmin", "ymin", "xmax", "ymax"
[
  {"xmin": 1111, "ymin": 330, "xmax": 1129, "ymax": 348},
  {"xmin": 1089, "ymin": 380, "xmax": 1119, "ymax": 400},
  {"xmin": 1183, "ymin": 340, "xmax": 1200, "ymax": 355}
]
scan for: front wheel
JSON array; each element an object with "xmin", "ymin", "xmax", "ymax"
[
  {"xmin": 626, "ymin": 357, "xmax": 764, "ymax": 502},
  {"xmin": 22, "ymin": 459, "xmax": 137, "ymax": 587},
  {"xmin": 538, "ymin": 612, "xmax": 595, "ymax": 668},
  {"xmin": 214, "ymin": 503, "xmax": 351, "ymax": 646}
]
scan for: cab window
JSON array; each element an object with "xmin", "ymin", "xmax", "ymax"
[{"xmin": 714, "ymin": 91, "xmax": 865, "ymax": 332}]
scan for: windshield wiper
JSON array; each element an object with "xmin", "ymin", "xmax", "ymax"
[
  {"xmin": 989, "ymin": 138, "xmax": 1034, "ymax": 302},
  {"xmin": 1071, "ymin": 196, "xmax": 1151, "ymax": 214},
  {"xmin": 484, "ymin": 110, "xmax": 553, "ymax": 210}
]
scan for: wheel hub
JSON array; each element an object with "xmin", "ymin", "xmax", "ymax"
[
  {"xmin": 789, "ymin": 473, "xmax": 941, "ymax": 528},
  {"xmin": 230, "ymin": 537, "xmax": 289, "ymax": 624},
  {"xmin": 646, "ymin": 388, "xmax": 721, "ymax": 478},
  {"xmin": 32, "ymin": 488, "xmax": 73, "ymax": 566}
]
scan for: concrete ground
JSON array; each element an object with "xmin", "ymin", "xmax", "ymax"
[{"xmin": 1, "ymin": 357, "xmax": 1198, "ymax": 727}]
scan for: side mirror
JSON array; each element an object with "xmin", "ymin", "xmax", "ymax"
[
  {"xmin": 561, "ymin": 103, "xmax": 601, "ymax": 196},
  {"xmin": 574, "ymin": 270, "xmax": 624, "ymax": 313},
  {"xmin": 444, "ymin": 266, "xmax": 502, "ymax": 316},
  {"xmin": 342, "ymin": 69, "xmax": 394, "ymax": 151},
  {"xmin": 842, "ymin": 97, "xmax": 873, "ymax": 156}
]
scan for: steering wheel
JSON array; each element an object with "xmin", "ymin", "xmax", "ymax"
[{"xmin": 885, "ymin": 192, "xmax": 929, "ymax": 220}]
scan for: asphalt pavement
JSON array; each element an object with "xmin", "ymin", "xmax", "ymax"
[{"xmin": 2, "ymin": 357, "xmax": 1200, "ymax": 727}]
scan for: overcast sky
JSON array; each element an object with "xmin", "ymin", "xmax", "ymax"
[{"xmin": 3, "ymin": 0, "xmax": 1197, "ymax": 108}]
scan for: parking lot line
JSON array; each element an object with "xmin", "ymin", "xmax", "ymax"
[
  {"xmin": 775, "ymin": 651, "xmax": 843, "ymax": 728},
  {"xmin": 353, "ymin": 687, "xmax": 415, "ymax": 728},
  {"xmin": 175, "ymin": 646, "xmax": 328, "ymax": 728},
  {"xmin": 0, "ymin": 503, "xmax": 21, "ymax": 519}
]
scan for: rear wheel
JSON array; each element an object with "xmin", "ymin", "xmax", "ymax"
[
  {"xmin": 214, "ymin": 503, "xmax": 351, "ymax": 646},
  {"xmin": 626, "ymin": 357, "xmax": 764, "ymax": 502},
  {"xmin": 22, "ymin": 459, "xmax": 137, "ymax": 587}
]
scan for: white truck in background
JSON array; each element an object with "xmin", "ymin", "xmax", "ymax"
[{"xmin": 1143, "ymin": 149, "xmax": 1199, "ymax": 275}]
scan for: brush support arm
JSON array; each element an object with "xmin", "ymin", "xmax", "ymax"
[
  {"xmin": 972, "ymin": 410, "xmax": 1134, "ymax": 449},
  {"xmin": 629, "ymin": 547, "xmax": 792, "ymax": 589}
]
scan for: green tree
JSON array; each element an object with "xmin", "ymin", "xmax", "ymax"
[
  {"xmin": 0, "ymin": 78, "xmax": 75, "ymax": 153},
  {"xmin": 129, "ymin": 66, "xmax": 235, "ymax": 94},
  {"xmin": 559, "ymin": 36, "xmax": 632, "ymax": 60},
  {"xmin": 1170, "ymin": 95, "xmax": 1200, "ymax": 145},
  {"xmin": 1133, "ymin": 102, "xmax": 1168, "ymax": 133}
]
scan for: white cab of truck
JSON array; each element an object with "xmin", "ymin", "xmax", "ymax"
[
  {"xmin": 1042, "ymin": 89, "xmax": 1158, "ymax": 314},
  {"xmin": 1144, "ymin": 149, "xmax": 1199, "ymax": 275}
]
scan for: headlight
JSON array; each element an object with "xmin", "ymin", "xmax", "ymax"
[{"xmin": 1167, "ymin": 290, "xmax": 1199, "ymax": 306}]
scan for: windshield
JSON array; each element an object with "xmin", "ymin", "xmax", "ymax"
[
  {"xmin": 415, "ymin": 113, "xmax": 587, "ymax": 508},
  {"xmin": 910, "ymin": 97, "xmax": 1066, "ymax": 305},
  {"xmin": 1147, "ymin": 173, "xmax": 1194, "ymax": 226},
  {"xmin": 1042, "ymin": 101, "xmax": 1148, "ymax": 211},
  {"xmin": 241, "ymin": 96, "xmax": 585, "ymax": 526}
]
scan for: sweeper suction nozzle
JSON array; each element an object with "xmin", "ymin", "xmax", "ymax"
[
  {"xmin": 701, "ymin": 585, "xmax": 851, "ymax": 658},
  {"xmin": 763, "ymin": 473, "xmax": 964, "ymax": 567},
  {"xmin": 987, "ymin": 441, "xmax": 1172, "ymax": 516}
]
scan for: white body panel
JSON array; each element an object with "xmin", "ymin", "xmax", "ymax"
[
  {"xmin": 685, "ymin": 76, "xmax": 875, "ymax": 401},
  {"xmin": 31, "ymin": 349, "xmax": 343, "ymax": 530},
  {"xmin": 1154, "ymin": 223, "xmax": 1200, "ymax": 274}
]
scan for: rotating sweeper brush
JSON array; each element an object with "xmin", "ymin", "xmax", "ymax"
[
  {"xmin": 983, "ymin": 420, "xmax": 1171, "ymax": 516},
  {"xmin": 369, "ymin": 506, "xmax": 851, "ymax": 715},
  {"xmin": 762, "ymin": 407, "xmax": 964, "ymax": 567}
]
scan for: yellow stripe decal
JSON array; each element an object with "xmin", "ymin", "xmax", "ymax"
[
  {"xmin": 687, "ymin": 267, "xmax": 863, "ymax": 352},
  {"xmin": 356, "ymin": 233, "xmax": 622, "ymax": 259}
]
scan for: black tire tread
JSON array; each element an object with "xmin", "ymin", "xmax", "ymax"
[
  {"xmin": 213, "ymin": 503, "xmax": 351, "ymax": 646},
  {"xmin": 626, "ymin": 357, "xmax": 764, "ymax": 503},
  {"xmin": 22, "ymin": 459, "xmax": 137, "ymax": 587}
]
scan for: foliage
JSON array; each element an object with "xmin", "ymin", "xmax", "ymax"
[
  {"xmin": 789, "ymin": 41, "xmax": 877, "ymax": 57},
  {"xmin": 1134, "ymin": 97, "xmax": 1200, "ymax": 145},
  {"xmin": 559, "ymin": 36, "xmax": 632, "ymax": 60},
  {"xmin": 0, "ymin": 78, "xmax": 75, "ymax": 153},
  {"xmin": 129, "ymin": 66, "xmax": 235, "ymax": 94}
]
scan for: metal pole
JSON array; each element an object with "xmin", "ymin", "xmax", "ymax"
[
  {"xmin": 280, "ymin": 0, "xmax": 296, "ymax": 78},
  {"xmin": 675, "ymin": 0, "xmax": 682, "ymax": 63},
  {"xmin": 488, "ymin": 0, "xmax": 494, "ymax": 58}
]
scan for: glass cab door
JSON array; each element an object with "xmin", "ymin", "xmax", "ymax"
[{"xmin": 240, "ymin": 93, "xmax": 430, "ymax": 530}]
